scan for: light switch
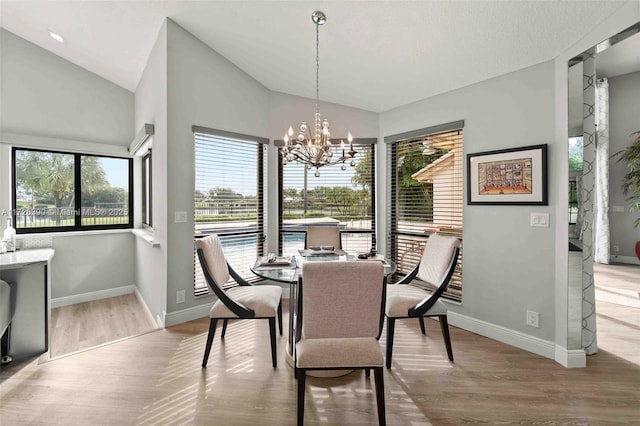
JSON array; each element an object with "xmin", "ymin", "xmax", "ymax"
[
  {"xmin": 531, "ymin": 213, "xmax": 549, "ymax": 228},
  {"xmin": 174, "ymin": 211, "xmax": 187, "ymax": 223}
]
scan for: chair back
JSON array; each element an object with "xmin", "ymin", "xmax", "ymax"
[
  {"xmin": 195, "ymin": 235, "xmax": 230, "ymax": 287},
  {"xmin": 298, "ymin": 261, "xmax": 385, "ymax": 340},
  {"xmin": 410, "ymin": 234, "xmax": 460, "ymax": 315},
  {"xmin": 305, "ymin": 225, "xmax": 342, "ymax": 249}
]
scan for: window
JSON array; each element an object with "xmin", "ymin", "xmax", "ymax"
[
  {"xmin": 193, "ymin": 128, "xmax": 266, "ymax": 295},
  {"xmin": 278, "ymin": 139, "xmax": 376, "ymax": 255},
  {"xmin": 12, "ymin": 148, "xmax": 132, "ymax": 233},
  {"xmin": 568, "ymin": 136, "xmax": 583, "ymax": 172},
  {"xmin": 386, "ymin": 123, "xmax": 464, "ymax": 301},
  {"xmin": 569, "ymin": 180, "xmax": 578, "ymax": 224},
  {"xmin": 141, "ymin": 151, "xmax": 152, "ymax": 227}
]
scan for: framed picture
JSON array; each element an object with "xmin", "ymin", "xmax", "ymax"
[{"xmin": 467, "ymin": 144, "xmax": 547, "ymax": 205}]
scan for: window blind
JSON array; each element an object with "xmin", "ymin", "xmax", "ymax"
[
  {"xmin": 194, "ymin": 131, "xmax": 265, "ymax": 295},
  {"xmin": 278, "ymin": 140, "xmax": 376, "ymax": 256},
  {"xmin": 387, "ymin": 126, "xmax": 464, "ymax": 301}
]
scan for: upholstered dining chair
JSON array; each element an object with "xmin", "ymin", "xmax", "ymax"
[
  {"xmin": 304, "ymin": 225, "xmax": 342, "ymax": 250},
  {"xmin": 195, "ymin": 235, "xmax": 283, "ymax": 368},
  {"xmin": 1, "ymin": 279, "xmax": 14, "ymax": 365},
  {"xmin": 384, "ymin": 233, "xmax": 460, "ymax": 369},
  {"xmin": 294, "ymin": 261, "xmax": 387, "ymax": 426}
]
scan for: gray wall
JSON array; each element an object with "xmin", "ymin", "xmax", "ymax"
[
  {"xmin": 609, "ymin": 70, "xmax": 640, "ymax": 259},
  {"xmin": 379, "ymin": 61, "xmax": 557, "ymax": 340},
  {"xmin": 163, "ymin": 19, "xmax": 271, "ymax": 320},
  {"xmin": 0, "ymin": 28, "xmax": 136, "ymax": 301},
  {"xmin": 0, "ymin": 29, "xmax": 133, "ymax": 145},
  {"xmin": 133, "ymin": 22, "xmax": 168, "ymax": 324}
]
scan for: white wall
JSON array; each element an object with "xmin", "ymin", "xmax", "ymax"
[
  {"xmin": 133, "ymin": 22, "xmax": 168, "ymax": 325},
  {"xmin": 380, "ymin": 62, "xmax": 557, "ymax": 345},
  {"xmin": 0, "ymin": 29, "xmax": 136, "ymax": 302},
  {"xmin": 609, "ymin": 71, "xmax": 640, "ymax": 260}
]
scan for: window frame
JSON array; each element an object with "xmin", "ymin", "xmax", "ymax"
[
  {"xmin": 12, "ymin": 147, "xmax": 133, "ymax": 233},
  {"xmin": 141, "ymin": 150, "xmax": 153, "ymax": 228}
]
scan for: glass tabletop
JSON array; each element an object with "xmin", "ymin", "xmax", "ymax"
[{"xmin": 251, "ymin": 253, "xmax": 396, "ymax": 284}]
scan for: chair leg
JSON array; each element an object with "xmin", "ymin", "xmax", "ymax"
[
  {"xmin": 269, "ymin": 317, "xmax": 277, "ymax": 368},
  {"xmin": 419, "ymin": 317, "xmax": 426, "ymax": 335},
  {"xmin": 202, "ymin": 318, "xmax": 218, "ymax": 368},
  {"xmin": 221, "ymin": 319, "xmax": 228, "ymax": 338},
  {"xmin": 439, "ymin": 315, "xmax": 454, "ymax": 361},
  {"xmin": 277, "ymin": 301, "xmax": 283, "ymax": 336},
  {"xmin": 385, "ymin": 318, "xmax": 395, "ymax": 369},
  {"xmin": 297, "ymin": 369, "xmax": 306, "ymax": 426},
  {"xmin": 373, "ymin": 367, "xmax": 386, "ymax": 426},
  {"xmin": 1, "ymin": 324, "xmax": 11, "ymax": 364}
]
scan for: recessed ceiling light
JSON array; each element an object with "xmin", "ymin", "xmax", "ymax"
[{"xmin": 49, "ymin": 31, "xmax": 64, "ymax": 43}]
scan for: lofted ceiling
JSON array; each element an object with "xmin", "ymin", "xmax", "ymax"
[{"xmin": 0, "ymin": 0, "xmax": 635, "ymax": 112}]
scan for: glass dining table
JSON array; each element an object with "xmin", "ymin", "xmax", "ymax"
[{"xmin": 250, "ymin": 251, "xmax": 396, "ymax": 365}]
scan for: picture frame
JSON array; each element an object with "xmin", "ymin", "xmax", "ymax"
[{"xmin": 467, "ymin": 144, "xmax": 548, "ymax": 205}]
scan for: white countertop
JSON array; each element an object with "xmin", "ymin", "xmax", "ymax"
[{"xmin": 0, "ymin": 249, "xmax": 55, "ymax": 270}]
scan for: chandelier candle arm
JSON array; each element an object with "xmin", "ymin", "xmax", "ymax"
[{"xmin": 281, "ymin": 10, "xmax": 357, "ymax": 176}]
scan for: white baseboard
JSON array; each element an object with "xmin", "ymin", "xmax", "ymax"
[
  {"xmin": 555, "ymin": 346, "xmax": 586, "ymax": 368},
  {"xmin": 51, "ymin": 285, "xmax": 135, "ymax": 308},
  {"xmin": 133, "ymin": 288, "xmax": 160, "ymax": 328},
  {"xmin": 448, "ymin": 311, "xmax": 587, "ymax": 368},
  {"xmin": 610, "ymin": 255, "xmax": 640, "ymax": 265},
  {"xmin": 448, "ymin": 311, "xmax": 556, "ymax": 360},
  {"xmin": 164, "ymin": 303, "xmax": 210, "ymax": 327}
]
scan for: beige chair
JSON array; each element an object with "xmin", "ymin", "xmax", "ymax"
[
  {"xmin": 304, "ymin": 225, "xmax": 342, "ymax": 250},
  {"xmin": 385, "ymin": 234, "xmax": 460, "ymax": 368},
  {"xmin": 1, "ymin": 279, "xmax": 13, "ymax": 364},
  {"xmin": 195, "ymin": 235, "xmax": 283, "ymax": 368},
  {"xmin": 295, "ymin": 261, "xmax": 387, "ymax": 425}
]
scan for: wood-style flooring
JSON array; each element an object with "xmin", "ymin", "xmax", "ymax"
[
  {"xmin": 49, "ymin": 293, "xmax": 158, "ymax": 358},
  {"xmin": 2, "ymin": 299, "xmax": 639, "ymax": 425}
]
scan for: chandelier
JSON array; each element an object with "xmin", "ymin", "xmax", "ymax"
[{"xmin": 282, "ymin": 11, "xmax": 357, "ymax": 177}]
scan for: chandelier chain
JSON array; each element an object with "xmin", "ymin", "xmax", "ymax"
[{"xmin": 316, "ymin": 22, "xmax": 320, "ymax": 107}]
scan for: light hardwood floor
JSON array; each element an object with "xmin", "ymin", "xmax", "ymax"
[
  {"xmin": 1, "ymin": 299, "xmax": 639, "ymax": 425},
  {"xmin": 49, "ymin": 293, "xmax": 158, "ymax": 358}
]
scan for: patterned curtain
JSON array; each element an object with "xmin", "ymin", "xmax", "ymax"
[
  {"xmin": 580, "ymin": 50, "xmax": 598, "ymax": 355},
  {"xmin": 594, "ymin": 78, "xmax": 610, "ymax": 264}
]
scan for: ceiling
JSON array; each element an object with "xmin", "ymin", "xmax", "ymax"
[{"xmin": 0, "ymin": 1, "xmax": 636, "ymax": 112}]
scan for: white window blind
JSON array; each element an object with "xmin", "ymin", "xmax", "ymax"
[
  {"xmin": 194, "ymin": 130, "xmax": 265, "ymax": 295},
  {"xmin": 278, "ymin": 140, "xmax": 376, "ymax": 255},
  {"xmin": 387, "ymin": 125, "xmax": 464, "ymax": 300}
]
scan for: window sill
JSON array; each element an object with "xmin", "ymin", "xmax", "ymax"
[
  {"xmin": 131, "ymin": 228, "xmax": 160, "ymax": 247},
  {"xmin": 16, "ymin": 228, "xmax": 132, "ymax": 238}
]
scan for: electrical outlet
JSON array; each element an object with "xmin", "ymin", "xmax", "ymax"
[
  {"xmin": 176, "ymin": 290, "xmax": 186, "ymax": 304},
  {"xmin": 526, "ymin": 310, "xmax": 539, "ymax": 328},
  {"xmin": 613, "ymin": 245, "xmax": 619, "ymax": 253}
]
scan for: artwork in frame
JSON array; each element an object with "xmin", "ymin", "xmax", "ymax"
[{"xmin": 467, "ymin": 144, "xmax": 548, "ymax": 205}]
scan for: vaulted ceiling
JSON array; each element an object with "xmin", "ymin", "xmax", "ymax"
[{"xmin": 0, "ymin": 1, "xmax": 635, "ymax": 112}]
